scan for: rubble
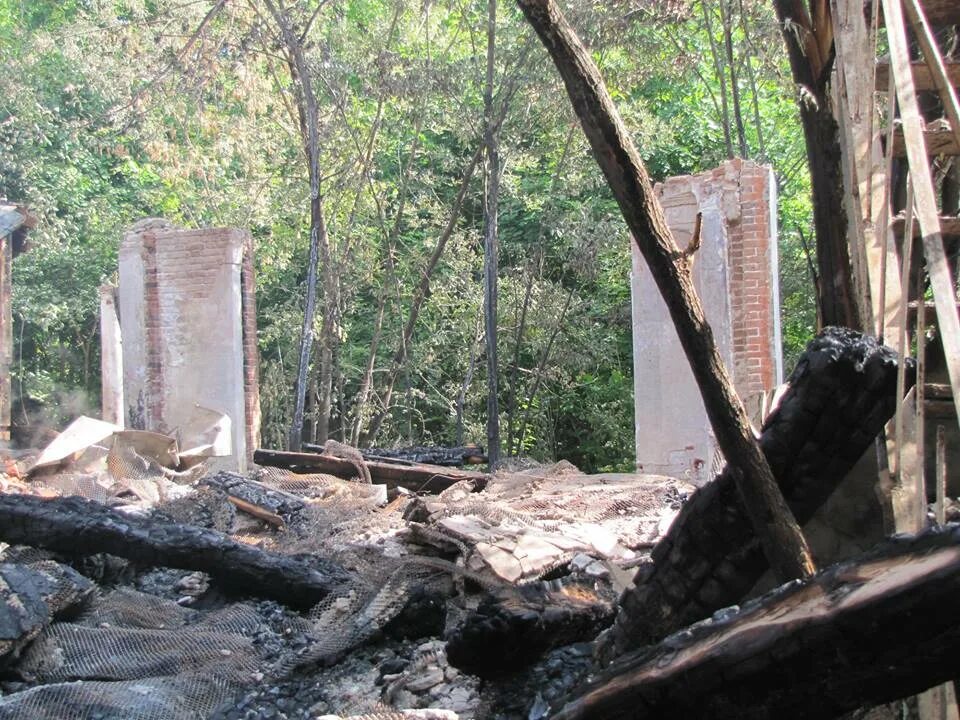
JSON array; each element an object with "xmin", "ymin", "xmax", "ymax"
[{"xmin": 0, "ymin": 330, "xmax": 938, "ymax": 720}]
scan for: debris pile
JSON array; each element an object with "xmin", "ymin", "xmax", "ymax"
[
  {"xmin": 0, "ymin": 423, "xmax": 691, "ymax": 719},
  {"xmin": 0, "ymin": 328, "xmax": 951, "ymax": 720}
]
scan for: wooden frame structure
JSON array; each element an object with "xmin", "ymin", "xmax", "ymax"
[{"xmin": 832, "ymin": 0, "xmax": 960, "ymax": 714}]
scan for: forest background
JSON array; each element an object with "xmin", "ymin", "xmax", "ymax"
[{"xmin": 0, "ymin": 0, "xmax": 818, "ymax": 472}]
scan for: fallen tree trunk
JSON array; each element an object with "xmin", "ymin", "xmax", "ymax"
[
  {"xmin": 0, "ymin": 495, "xmax": 352, "ymax": 609},
  {"xmin": 554, "ymin": 524, "xmax": 960, "ymax": 720},
  {"xmin": 515, "ymin": 0, "xmax": 815, "ymax": 584},
  {"xmin": 253, "ymin": 448, "xmax": 490, "ymax": 494},
  {"xmin": 602, "ymin": 328, "xmax": 909, "ymax": 658}
]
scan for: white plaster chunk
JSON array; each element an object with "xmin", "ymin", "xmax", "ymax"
[{"xmin": 473, "ymin": 543, "xmax": 523, "ymax": 583}]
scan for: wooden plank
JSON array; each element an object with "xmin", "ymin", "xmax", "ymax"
[
  {"xmin": 902, "ymin": 0, "xmax": 960, "ymax": 166},
  {"xmin": 885, "ymin": 0, "xmax": 960, "ymax": 441},
  {"xmin": 832, "ymin": 0, "xmax": 878, "ymax": 331},
  {"xmin": 874, "ymin": 0, "xmax": 960, "ymax": 25},
  {"xmin": 936, "ymin": 424, "xmax": 947, "ymax": 525},
  {"xmin": 877, "ymin": 50, "xmax": 905, "ymax": 345},
  {"xmin": 889, "ymin": 119, "xmax": 960, "ymax": 157},
  {"xmin": 252, "ymin": 448, "xmax": 490, "ymax": 494},
  {"xmin": 876, "ymin": 59, "xmax": 960, "ymax": 91},
  {"xmin": 892, "ymin": 215, "xmax": 960, "ymax": 239}
]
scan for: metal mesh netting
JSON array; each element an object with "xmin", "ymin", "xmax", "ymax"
[
  {"xmin": 17, "ymin": 624, "xmax": 257, "ymax": 682},
  {"xmin": 0, "ymin": 586, "xmax": 266, "ymax": 720},
  {"xmin": 0, "ymin": 673, "xmax": 246, "ymax": 720}
]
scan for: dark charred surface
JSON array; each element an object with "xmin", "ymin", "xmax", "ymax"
[
  {"xmin": 0, "ymin": 495, "xmax": 353, "ymax": 609},
  {"xmin": 605, "ymin": 328, "xmax": 912, "ymax": 657},
  {"xmin": 557, "ymin": 524, "xmax": 960, "ymax": 720}
]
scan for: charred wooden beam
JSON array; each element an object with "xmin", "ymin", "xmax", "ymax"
[
  {"xmin": 446, "ymin": 580, "xmax": 616, "ymax": 678},
  {"xmin": 516, "ymin": 0, "xmax": 816, "ymax": 587},
  {"xmin": 0, "ymin": 495, "xmax": 352, "ymax": 609},
  {"xmin": 0, "ymin": 561, "xmax": 94, "ymax": 665},
  {"xmin": 555, "ymin": 524, "xmax": 960, "ymax": 720},
  {"xmin": 201, "ymin": 470, "xmax": 307, "ymax": 525},
  {"xmin": 253, "ymin": 448, "xmax": 490, "ymax": 494},
  {"xmin": 603, "ymin": 328, "xmax": 911, "ymax": 658}
]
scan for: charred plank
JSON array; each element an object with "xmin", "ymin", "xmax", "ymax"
[
  {"xmin": 253, "ymin": 448, "xmax": 490, "ymax": 494},
  {"xmin": 556, "ymin": 525, "xmax": 960, "ymax": 720}
]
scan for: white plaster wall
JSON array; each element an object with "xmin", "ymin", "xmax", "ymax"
[{"xmin": 631, "ymin": 184, "xmax": 734, "ymax": 485}]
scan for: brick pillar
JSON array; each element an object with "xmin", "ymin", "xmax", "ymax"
[
  {"xmin": 631, "ymin": 159, "xmax": 782, "ymax": 483},
  {"xmin": 119, "ymin": 220, "xmax": 252, "ymax": 471},
  {"xmin": 727, "ymin": 161, "xmax": 782, "ymax": 395}
]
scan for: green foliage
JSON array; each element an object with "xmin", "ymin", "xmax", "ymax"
[{"xmin": 2, "ymin": 0, "xmax": 818, "ymax": 471}]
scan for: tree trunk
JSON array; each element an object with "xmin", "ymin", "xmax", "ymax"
[
  {"xmin": 263, "ymin": 0, "xmax": 335, "ymax": 452},
  {"xmin": 554, "ymin": 525, "xmax": 960, "ymax": 720},
  {"xmin": 456, "ymin": 309, "xmax": 484, "ymax": 446},
  {"xmin": 516, "ymin": 0, "xmax": 816, "ymax": 585},
  {"xmin": 483, "ymin": 0, "xmax": 501, "ymax": 470},
  {"xmin": 770, "ymin": 0, "xmax": 862, "ymax": 329},
  {"xmin": 720, "ymin": 0, "xmax": 749, "ymax": 157},
  {"xmin": 701, "ymin": 0, "xmax": 736, "ymax": 159}
]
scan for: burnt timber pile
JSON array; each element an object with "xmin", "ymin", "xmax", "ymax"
[{"xmin": 0, "ymin": 329, "xmax": 952, "ymax": 720}]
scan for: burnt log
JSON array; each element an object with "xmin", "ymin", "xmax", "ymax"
[
  {"xmin": 0, "ymin": 495, "xmax": 352, "ymax": 609},
  {"xmin": 554, "ymin": 524, "xmax": 960, "ymax": 720},
  {"xmin": 446, "ymin": 580, "xmax": 616, "ymax": 678},
  {"xmin": 354, "ymin": 444, "xmax": 487, "ymax": 468},
  {"xmin": 253, "ymin": 448, "xmax": 490, "ymax": 494},
  {"xmin": 200, "ymin": 471, "xmax": 308, "ymax": 525},
  {"xmin": 0, "ymin": 561, "xmax": 94, "ymax": 665},
  {"xmin": 603, "ymin": 328, "xmax": 911, "ymax": 658}
]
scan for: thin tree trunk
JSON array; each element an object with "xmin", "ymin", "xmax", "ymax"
[
  {"xmin": 719, "ymin": 0, "xmax": 749, "ymax": 157},
  {"xmin": 456, "ymin": 309, "xmax": 484, "ymax": 446},
  {"xmin": 516, "ymin": 284, "xmax": 575, "ymax": 457},
  {"xmin": 264, "ymin": 0, "xmax": 335, "ymax": 451},
  {"xmin": 506, "ymin": 256, "xmax": 537, "ymax": 456},
  {"xmin": 506, "ymin": 124, "xmax": 575, "ymax": 456},
  {"xmin": 350, "ymin": 296, "xmax": 386, "ymax": 446},
  {"xmin": 483, "ymin": 0, "xmax": 501, "ymax": 469},
  {"xmin": 737, "ymin": 0, "xmax": 767, "ymax": 159},
  {"xmin": 700, "ymin": 0, "xmax": 735, "ymax": 159},
  {"xmin": 515, "ymin": 0, "xmax": 816, "ymax": 583}
]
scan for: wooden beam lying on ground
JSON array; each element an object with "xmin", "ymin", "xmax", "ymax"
[
  {"xmin": 0, "ymin": 495, "xmax": 353, "ymax": 609},
  {"xmin": 554, "ymin": 524, "xmax": 960, "ymax": 720},
  {"xmin": 253, "ymin": 448, "xmax": 490, "ymax": 494}
]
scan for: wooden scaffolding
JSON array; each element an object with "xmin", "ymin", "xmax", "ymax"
[{"xmin": 833, "ymin": 0, "xmax": 960, "ymax": 714}]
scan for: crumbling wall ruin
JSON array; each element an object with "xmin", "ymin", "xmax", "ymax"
[
  {"xmin": 116, "ymin": 220, "xmax": 260, "ymax": 470},
  {"xmin": 630, "ymin": 159, "xmax": 783, "ymax": 482}
]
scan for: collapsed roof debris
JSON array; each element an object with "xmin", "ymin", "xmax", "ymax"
[{"xmin": 0, "ymin": 329, "xmax": 946, "ymax": 720}]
